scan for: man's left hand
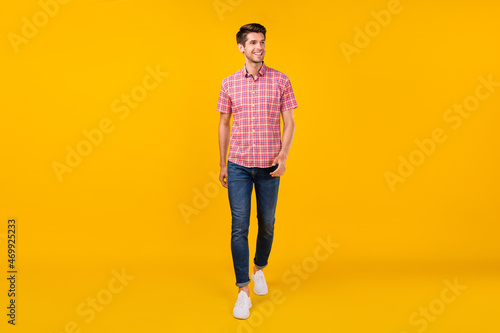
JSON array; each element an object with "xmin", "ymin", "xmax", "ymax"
[{"xmin": 270, "ymin": 152, "xmax": 287, "ymax": 177}]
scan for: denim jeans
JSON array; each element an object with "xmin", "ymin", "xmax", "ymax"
[{"xmin": 227, "ymin": 160, "xmax": 280, "ymax": 287}]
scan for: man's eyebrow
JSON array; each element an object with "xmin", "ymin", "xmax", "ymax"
[{"xmin": 248, "ymin": 39, "xmax": 266, "ymax": 42}]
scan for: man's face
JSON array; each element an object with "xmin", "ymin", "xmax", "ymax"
[{"xmin": 238, "ymin": 32, "xmax": 266, "ymax": 63}]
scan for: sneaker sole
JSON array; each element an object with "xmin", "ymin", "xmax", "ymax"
[
  {"xmin": 233, "ymin": 304, "xmax": 251, "ymax": 320},
  {"xmin": 233, "ymin": 312, "xmax": 250, "ymax": 320},
  {"xmin": 253, "ymin": 288, "xmax": 268, "ymax": 296},
  {"xmin": 233, "ymin": 300, "xmax": 252, "ymax": 320}
]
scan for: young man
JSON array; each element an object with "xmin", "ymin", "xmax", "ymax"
[{"xmin": 217, "ymin": 23, "xmax": 298, "ymax": 319}]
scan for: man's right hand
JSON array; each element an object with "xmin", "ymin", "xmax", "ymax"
[{"xmin": 219, "ymin": 166, "xmax": 228, "ymax": 188}]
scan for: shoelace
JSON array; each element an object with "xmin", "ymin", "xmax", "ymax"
[
  {"xmin": 254, "ymin": 272, "xmax": 265, "ymax": 283},
  {"xmin": 236, "ymin": 294, "xmax": 247, "ymax": 307}
]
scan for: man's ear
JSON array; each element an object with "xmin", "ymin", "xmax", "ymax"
[{"xmin": 237, "ymin": 43, "xmax": 245, "ymax": 53}]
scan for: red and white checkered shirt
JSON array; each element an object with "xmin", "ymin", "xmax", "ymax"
[{"xmin": 217, "ymin": 62, "xmax": 298, "ymax": 168}]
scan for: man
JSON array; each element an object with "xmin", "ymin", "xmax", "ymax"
[{"xmin": 217, "ymin": 23, "xmax": 298, "ymax": 320}]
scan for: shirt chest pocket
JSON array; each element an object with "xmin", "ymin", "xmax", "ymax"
[
  {"xmin": 262, "ymin": 85, "xmax": 281, "ymax": 123},
  {"xmin": 263, "ymin": 86, "xmax": 280, "ymax": 110}
]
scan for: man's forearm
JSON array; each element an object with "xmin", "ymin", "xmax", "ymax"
[
  {"xmin": 219, "ymin": 122, "xmax": 230, "ymax": 167},
  {"xmin": 280, "ymin": 118, "xmax": 295, "ymax": 158}
]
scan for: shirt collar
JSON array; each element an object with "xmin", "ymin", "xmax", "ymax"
[{"xmin": 242, "ymin": 62, "xmax": 267, "ymax": 78}]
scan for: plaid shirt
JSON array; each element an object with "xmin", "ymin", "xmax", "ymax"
[{"xmin": 217, "ymin": 62, "xmax": 298, "ymax": 168}]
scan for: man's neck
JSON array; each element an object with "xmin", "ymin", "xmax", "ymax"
[{"xmin": 245, "ymin": 61, "xmax": 263, "ymax": 78}]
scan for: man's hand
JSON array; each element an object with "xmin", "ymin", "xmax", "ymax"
[
  {"xmin": 270, "ymin": 152, "xmax": 287, "ymax": 177},
  {"xmin": 219, "ymin": 166, "xmax": 228, "ymax": 188}
]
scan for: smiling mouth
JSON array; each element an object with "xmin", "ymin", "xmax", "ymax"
[{"xmin": 254, "ymin": 52, "xmax": 263, "ymax": 56}]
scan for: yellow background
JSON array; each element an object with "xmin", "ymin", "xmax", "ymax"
[{"xmin": 1, "ymin": 0, "xmax": 499, "ymax": 332}]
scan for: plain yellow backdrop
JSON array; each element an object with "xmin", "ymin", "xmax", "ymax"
[{"xmin": 1, "ymin": 0, "xmax": 499, "ymax": 332}]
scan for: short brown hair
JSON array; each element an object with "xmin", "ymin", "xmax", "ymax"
[{"xmin": 236, "ymin": 23, "xmax": 266, "ymax": 46}]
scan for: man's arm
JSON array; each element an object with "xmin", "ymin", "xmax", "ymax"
[
  {"xmin": 270, "ymin": 109, "xmax": 295, "ymax": 177},
  {"xmin": 218, "ymin": 113, "xmax": 232, "ymax": 188}
]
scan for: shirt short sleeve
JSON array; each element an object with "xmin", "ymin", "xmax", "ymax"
[
  {"xmin": 280, "ymin": 78, "xmax": 298, "ymax": 112},
  {"xmin": 217, "ymin": 80, "xmax": 232, "ymax": 114}
]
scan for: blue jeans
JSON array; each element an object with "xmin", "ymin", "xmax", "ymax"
[{"xmin": 227, "ymin": 160, "xmax": 280, "ymax": 287}]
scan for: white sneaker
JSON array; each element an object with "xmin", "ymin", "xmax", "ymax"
[
  {"xmin": 252, "ymin": 270, "xmax": 268, "ymax": 295},
  {"xmin": 233, "ymin": 291, "xmax": 252, "ymax": 319}
]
